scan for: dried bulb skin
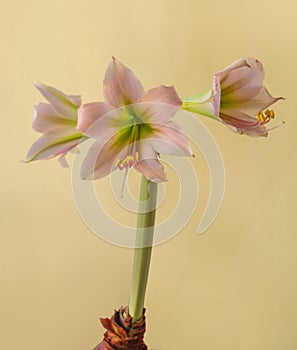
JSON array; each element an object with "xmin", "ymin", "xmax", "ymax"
[{"xmin": 93, "ymin": 307, "xmax": 147, "ymax": 350}]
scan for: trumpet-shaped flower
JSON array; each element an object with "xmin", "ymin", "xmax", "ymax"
[
  {"xmin": 77, "ymin": 57, "xmax": 193, "ymax": 185},
  {"xmin": 182, "ymin": 57, "xmax": 284, "ymax": 137},
  {"xmin": 25, "ymin": 82, "xmax": 87, "ymax": 167}
]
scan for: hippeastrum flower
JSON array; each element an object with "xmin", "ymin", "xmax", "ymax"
[
  {"xmin": 25, "ymin": 82, "xmax": 87, "ymax": 167},
  {"xmin": 77, "ymin": 57, "xmax": 193, "ymax": 186},
  {"xmin": 182, "ymin": 57, "xmax": 284, "ymax": 137}
]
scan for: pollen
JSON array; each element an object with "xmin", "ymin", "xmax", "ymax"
[
  {"xmin": 115, "ymin": 159, "xmax": 121, "ymax": 167},
  {"xmin": 115, "ymin": 153, "xmax": 140, "ymax": 170},
  {"xmin": 257, "ymin": 109, "xmax": 275, "ymax": 123}
]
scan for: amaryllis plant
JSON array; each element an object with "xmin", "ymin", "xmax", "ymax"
[{"xmin": 25, "ymin": 57, "xmax": 283, "ymax": 349}]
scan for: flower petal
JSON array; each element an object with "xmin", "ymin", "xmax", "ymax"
[
  {"xmin": 25, "ymin": 127, "xmax": 85, "ymax": 162},
  {"xmin": 34, "ymin": 82, "xmax": 80, "ymax": 120},
  {"xmin": 135, "ymin": 158, "xmax": 168, "ymax": 182},
  {"xmin": 241, "ymin": 126, "xmax": 268, "ymax": 137},
  {"xmin": 218, "ymin": 57, "xmax": 264, "ymax": 92},
  {"xmin": 134, "ymin": 141, "xmax": 168, "ymax": 182},
  {"xmin": 77, "ymin": 102, "xmax": 112, "ymax": 137},
  {"xmin": 131, "ymin": 102, "xmax": 180, "ymax": 125},
  {"xmin": 149, "ymin": 121, "xmax": 194, "ymax": 156},
  {"xmin": 220, "ymin": 110, "xmax": 260, "ymax": 129},
  {"xmin": 80, "ymin": 133, "xmax": 130, "ymax": 180},
  {"xmin": 58, "ymin": 153, "xmax": 69, "ymax": 168},
  {"xmin": 138, "ymin": 85, "xmax": 182, "ymax": 107},
  {"xmin": 33, "ymin": 103, "xmax": 77, "ymax": 133},
  {"xmin": 77, "ymin": 104, "xmax": 135, "ymax": 139},
  {"xmin": 220, "ymin": 59, "xmax": 265, "ymax": 105},
  {"xmin": 132, "ymin": 85, "xmax": 182, "ymax": 124},
  {"xmin": 239, "ymin": 87, "xmax": 284, "ymax": 115},
  {"xmin": 220, "ymin": 111, "xmax": 268, "ymax": 137},
  {"xmin": 103, "ymin": 57, "xmax": 145, "ymax": 108}
]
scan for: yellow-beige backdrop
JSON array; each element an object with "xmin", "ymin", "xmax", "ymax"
[{"xmin": 1, "ymin": 0, "xmax": 296, "ymax": 349}]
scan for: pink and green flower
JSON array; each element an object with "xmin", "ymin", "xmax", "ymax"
[
  {"xmin": 77, "ymin": 57, "xmax": 193, "ymax": 183},
  {"xmin": 182, "ymin": 57, "xmax": 284, "ymax": 137},
  {"xmin": 25, "ymin": 82, "xmax": 87, "ymax": 167}
]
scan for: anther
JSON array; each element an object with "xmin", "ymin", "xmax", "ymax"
[
  {"xmin": 257, "ymin": 109, "xmax": 275, "ymax": 123},
  {"xmin": 116, "ymin": 153, "xmax": 140, "ymax": 170}
]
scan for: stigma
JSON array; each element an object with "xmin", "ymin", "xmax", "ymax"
[
  {"xmin": 257, "ymin": 109, "xmax": 275, "ymax": 123},
  {"xmin": 115, "ymin": 152, "xmax": 140, "ymax": 170}
]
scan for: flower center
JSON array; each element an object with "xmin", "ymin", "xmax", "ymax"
[
  {"xmin": 115, "ymin": 123, "xmax": 143, "ymax": 197},
  {"xmin": 257, "ymin": 109, "xmax": 275, "ymax": 123}
]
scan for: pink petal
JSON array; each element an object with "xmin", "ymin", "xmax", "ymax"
[
  {"xmin": 58, "ymin": 153, "xmax": 69, "ymax": 167},
  {"xmin": 215, "ymin": 57, "xmax": 247, "ymax": 82},
  {"xmin": 103, "ymin": 57, "xmax": 145, "ymax": 108},
  {"xmin": 77, "ymin": 102, "xmax": 112, "ymax": 137},
  {"xmin": 25, "ymin": 127, "xmax": 84, "ymax": 162},
  {"xmin": 241, "ymin": 126, "xmax": 268, "ymax": 137},
  {"xmin": 134, "ymin": 142, "xmax": 168, "ymax": 182},
  {"xmin": 149, "ymin": 121, "xmax": 194, "ymax": 157},
  {"xmin": 33, "ymin": 103, "xmax": 76, "ymax": 133},
  {"xmin": 224, "ymin": 122, "xmax": 268, "ymax": 137},
  {"xmin": 218, "ymin": 57, "xmax": 264, "ymax": 92},
  {"xmin": 138, "ymin": 85, "xmax": 182, "ymax": 108},
  {"xmin": 133, "ymin": 85, "xmax": 182, "ymax": 124},
  {"xmin": 132, "ymin": 102, "xmax": 180, "ymax": 125},
  {"xmin": 80, "ymin": 133, "xmax": 130, "ymax": 180},
  {"xmin": 239, "ymin": 87, "xmax": 284, "ymax": 115},
  {"xmin": 220, "ymin": 110, "xmax": 259, "ymax": 129},
  {"xmin": 34, "ymin": 82, "xmax": 80, "ymax": 120},
  {"xmin": 77, "ymin": 104, "xmax": 134, "ymax": 139},
  {"xmin": 219, "ymin": 58, "xmax": 264, "ymax": 105},
  {"xmin": 219, "ymin": 110, "xmax": 268, "ymax": 137},
  {"xmin": 135, "ymin": 158, "xmax": 168, "ymax": 182}
]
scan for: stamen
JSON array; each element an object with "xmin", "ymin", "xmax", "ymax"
[
  {"xmin": 267, "ymin": 109, "xmax": 275, "ymax": 119},
  {"xmin": 257, "ymin": 112, "xmax": 265, "ymax": 123},
  {"xmin": 116, "ymin": 153, "xmax": 140, "ymax": 171},
  {"xmin": 263, "ymin": 120, "xmax": 285, "ymax": 132},
  {"xmin": 245, "ymin": 120, "xmax": 285, "ymax": 134},
  {"xmin": 257, "ymin": 109, "xmax": 275, "ymax": 123},
  {"xmin": 116, "ymin": 152, "xmax": 141, "ymax": 197},
  {"xmin": 120, "ymin": 168, "xmax": 129, "ymax": 198},
  {"xmin": 116, "ymin": 123, "xmax": 141, "ymax": 197}
]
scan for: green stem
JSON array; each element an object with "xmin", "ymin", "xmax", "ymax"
[{"xmin": 129, "ymin": 176, "xmax": 158, "ymax": 322}]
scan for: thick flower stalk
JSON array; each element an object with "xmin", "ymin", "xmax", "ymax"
[
  {"xmin": 77, "ymin": 57, "xmax": 193, "ymax": 188},
  {"xmin": 25, "ymin": 82, "xmax": 87, "ymax": 167},
  {"xmin": 182, "ymin": 57, "xmax": 284, "ymax": 137}
]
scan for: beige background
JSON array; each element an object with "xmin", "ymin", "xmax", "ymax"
[{"xmin": 1, "ymin": 0, "xmax": 296, "ymax": 349}]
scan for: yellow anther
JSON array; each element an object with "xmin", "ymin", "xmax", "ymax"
[
  {"xmin": 122, "ymin": 155, "xmax": 133, "ymax": 166},
  {"xmin": 116, "ymin": 153, "xmax": 140, "ymax": 170},
  {"xmin": 257, "ymin": 109, "xmax": 275, "ymax": 123},
  {"xmin": 266, "ymin": 109, "xmax": 275, "ymax": 119},
  {"xmin": 115, "ymin": 159, "xmax": 121, "ymax": 167},
  {"xmin": 257, "ymin": 112, "xmax": 266, "ymax": 123}
]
